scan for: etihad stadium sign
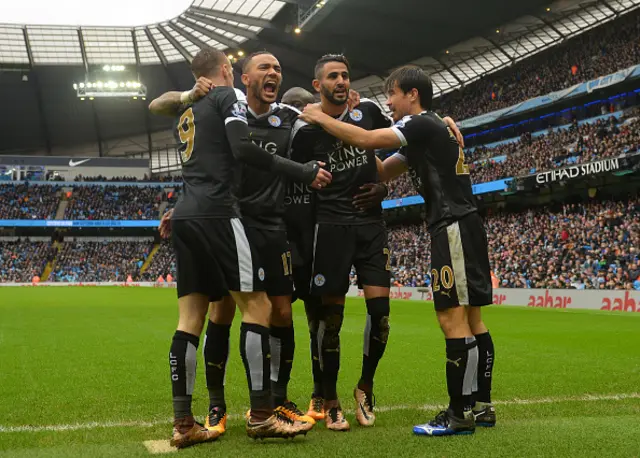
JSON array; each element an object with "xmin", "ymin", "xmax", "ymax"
[{"xmin": 534, "ymin": 157, "xmax": 621, "ymax": 185}]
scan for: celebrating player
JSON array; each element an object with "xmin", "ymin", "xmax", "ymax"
[
  {"xmin": 157, "ymin": 48, "xmax": 329, "ymax": 448},
  {"xmin": 290, "ymin": 54, "xmax": 394, "ymax": 431},
  {"xmin": 299, "ymin": 65, "xmax": 495, "ymax": 437}
]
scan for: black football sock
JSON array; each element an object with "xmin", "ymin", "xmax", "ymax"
[
  {"xmin": 203, "ymin": 320, "xmax": 231, "ymax": 411},
  {"xmin": 445, "ymin": 337, "xmax": 478, "ymax": 418},
  {"xmin": 169, "ymin": 330, "xmax": 199, "ymax": 420},
  {"xmin": 304, "ymin": 296, "xmax": 324, "ymax": 398},
  {"xmin": 359, "ymin": 297, "xmax": 390, "ymax": 392},
  {"xmin": 240, "ymin": 322, "xmax": 272, "ymax": 422},
  {"xmin": 270, "ymin": 324, "xmax": 295, "ymax": 407},
  {"xmin": 318, "ymin": 304, "xmax": 344, "ymax": 402},
  {"xmin": 474, "ymin": 331, "xmax": 495, "ymax": 404}
]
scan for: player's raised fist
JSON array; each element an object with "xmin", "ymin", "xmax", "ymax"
[{"xmin": 190, "ymin": 77, "xmax": 214, "ymax": 102}]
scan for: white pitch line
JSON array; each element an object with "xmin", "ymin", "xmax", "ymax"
[{"xmin": 1, "ymin": 392, "xmax": 638, "ymax": 434}]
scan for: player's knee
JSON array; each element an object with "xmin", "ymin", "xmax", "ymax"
[
  {"xmin": 209, "ymin": 296, "xmax": 236, "ymax": 325},
  {"xmin": 366, "ymin": 297, "xmax": 390, "ymax": 343},
  {"xmin": 270, "ymin": 296, "xmax": 293, "ymax": 326},
  {"xmin": 320, "ymin": 304, "xmax": 344, "ymax": 350},
  {"xmin": 436, "ymin": 306, "xmax": 470, "ymax": 338},
  {"xmin": 233, "ymin": 292, "xmax": 272, "ymax": 326},
  {"xmin": 467, "ymin": 306, "xmax": 488, "ymax": 335}
]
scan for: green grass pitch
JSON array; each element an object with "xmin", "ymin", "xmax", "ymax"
[{"xmin": 1, "ymin": 287, "xmax": 639, "ymax": 457}]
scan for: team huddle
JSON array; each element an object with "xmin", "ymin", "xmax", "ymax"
[{"xmin": 149, "ymin": 48, "xmax": 496, "ymax": 448}]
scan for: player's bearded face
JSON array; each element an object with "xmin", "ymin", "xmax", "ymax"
[
  {"xmin": 246, "ymin": 55, "xmax": 283, "ymax": 104},
  {"xmin": 318, "ymin": 62, "xmax": 350, "ymax": 106}
]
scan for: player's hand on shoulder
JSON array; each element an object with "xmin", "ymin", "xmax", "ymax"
[
  {"xmin": 303, "ymin": 160, "xmax": 332, "ymax": 190},
  {"xmin": 348, "ymin": 89, "xmax": 361, "ymax": 111},
  {"xmin": 299, "ymin": 103, "xmax": 324, "ymax": 124},
  {"xmin": 159, "ymin": 209, "xmax": 174, "ymax": 239},
  {"xmin": 353, "ymin": 183, "xmax": 388, "ymax": 211},
  {"xmin": 190, "ymin": 77, "xmax": 215, "ymax": 102},
  {"xmin": 443, "ymin": 116, "xmax": 464, "ymax": 148}
]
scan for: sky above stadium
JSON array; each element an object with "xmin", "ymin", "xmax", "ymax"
[{"xmin": 0, "ymin": 0, "xmax": 194, "ymax": 27}]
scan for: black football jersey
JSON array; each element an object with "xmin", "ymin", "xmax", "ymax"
[
  {"xmin": 391, "ymin": 111, "xmax": 478, "ymax": 234},
  {"xmin": 239, "ymin": 103, "xmax": 300, "ymax": 230},
  {"xmin": 171, "ymin": 86, "xmax": 248, "ymax": 220},
  {"xmin": 290, "ymin": 100, "xmax": 392, "ymax": 225}
]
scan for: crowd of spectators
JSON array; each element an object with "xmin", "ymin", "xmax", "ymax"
[
  {"xmin": 64, "ymin": 185, "xmax": 165, "ymax": 220},
  {"xmin": 0, "ymin": 240, "xmax": 54, "ymax": 282},
  {"xmin": 73, "ymin": 174, "xmax": 182, "ymax": 183},
  {"xmin": 436, "ymin": 11, "xmax": 640, "ymax": 121},
  {"xmin": 379, "ymin": 197, "xmax": 640, "ymax": 290},
  {"xmin": 140, "ymin": 242, "xmax": 176, "ymax": 281},
  {"xmin": 1, "ymin": 195, "xmax": 638, "ymax": 290},
  {"xmin": 51, "ymin": 241, "xmax": 151, "ymax": 283},
  {"xmin": 386, "ymin": 115, "xmax": 640, "ymax": 198},
  {"xmin": 487, "ymin": 198, "xmax": 640, "ymax": 290},
  {"xmin": 0, "ymin": 183, "xmax": 60, "ymax": 220}
]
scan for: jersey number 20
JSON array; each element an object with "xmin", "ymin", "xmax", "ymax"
[{"xmin": 178, "ymin": 108, "xmax": 195, "ymax": 163}]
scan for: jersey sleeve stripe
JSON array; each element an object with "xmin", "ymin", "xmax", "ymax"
[
  {"xmin": 391, "ymin": 152, "xmax": 408, "ymax": 163},
  {"xmin": 391, "ymin": 126, "xmax": 408, "ymax": 147},
  {"xmin": 225, "ymin": 116, "xmax": 248, "ymax": 125}
]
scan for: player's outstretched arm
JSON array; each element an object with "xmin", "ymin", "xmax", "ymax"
[
  {"xmin": 225, "ymin": 120, "xmax": 331, "ymax": 190},
  {"xmin": 300, "ymin": 104, "xmax": 402, "ymax": 151},
  {"xmin": 376, "ymin": 156, "xmax": 408, "ymax": 183},
  {"xmin": 148, "ymin": 77, "xmax": 214, "ymax": 116}
]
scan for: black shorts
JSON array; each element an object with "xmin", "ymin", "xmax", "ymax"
[
  {"xmin": 310, "ymin": 222, "xmax": 390, "ymax": 296},
  {"xmin": 172, "ymin": 218, "xmax": 265, "ymax": 300},
  {"xmin": 245, "ymin": 227, "xmax": 293, "ymax": 297},
  {"xmin": 430, "ymin": 212, "xmax": 493, "ymax": 311},
  {"xmin": 288, "ymin": 227, "xmax": 315, "ymax": 300}
]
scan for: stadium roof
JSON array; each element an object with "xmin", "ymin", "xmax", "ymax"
[
  {"xmin": 0, "ymin": 0, "xmax": 288, "ymax": 65},
  {"xmin": 353, "ymin": 0, "xmax": 640, "ymax": 110},
  {"xmin": 1, "ymin": 0, "xmax": 638, "ymax": 157}
]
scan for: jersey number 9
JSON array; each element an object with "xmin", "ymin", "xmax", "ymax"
[{"xmin": 178, "ymin": 108, "xmax": 195, "ymax": 163}]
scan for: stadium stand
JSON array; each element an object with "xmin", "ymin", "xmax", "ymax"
[
  {"xmin": 387, "ymin": 113, "xmax": 640, "ymax": 198},
  {"xmin": 436, "ymin": 10, "xmax": 640, "ymax": 121},
  {"xmin": 140, "ymin": 242, "xmax": 176, "ymax": 282},
  {"xmin": 0, "ymin": 183, "xmax": 60, "ymax": 220},
  {"xmin": 64, "ymin": 185, "xmax": 165, "ymax": 220},
  {"xmin": 2, "ymin": 193, "xmax": 638, "ymax": 290},
  {"xmin": 0, "ymin": 240, "xmax": 53, "ymax": 282},
  {"xmin": 51, "ymin": 241, "xmax": 151, "ymax": 282}
]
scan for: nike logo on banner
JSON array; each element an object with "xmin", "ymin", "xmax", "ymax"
[{"xmin": 68, "ymin": 158, "xmax": 91, "ymax": 167}]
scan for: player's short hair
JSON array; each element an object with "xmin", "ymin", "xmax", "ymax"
[
  {"xmin": 314, "ymin": 54, "xmax": 351, "ymax": 79},
  {"xmin": 384, "ymin": 65, "xmax": 433, "ymax": 110},
  {"xmin": 241, "ymin": 51, "xmax": 275, "ymax": 73},
  {"xmin": 191, "ymin": 47, "xmax": 228, "ymax": 79},
  {"xmin": 281, "ymin": 87, "xmax": 316, "ymax": 110}
]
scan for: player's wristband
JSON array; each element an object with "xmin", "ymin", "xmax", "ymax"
[{"xmin": 180, "ymin": 91, "xmax": 193, "ymax": 105}]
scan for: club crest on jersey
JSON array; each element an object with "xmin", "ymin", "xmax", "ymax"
[
  {"xmin": 314, "ymin": 274, "xmax": 326, "ymax": 287},
  {"xmin": 268, "ymin": 115, "xmax": 282, "ymax": 127},
  {"xmin": 349, "ymin": 109, "xmax": 363, "ymax": 122},
  {"xmin": 258, "ymin": 268, "xmax": 265, "ymax": 281}
]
